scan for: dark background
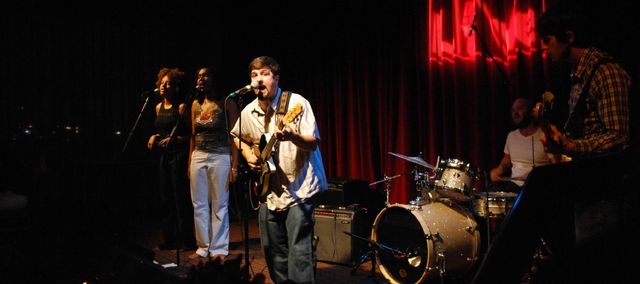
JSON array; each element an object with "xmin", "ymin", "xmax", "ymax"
[{"xmin": 1, "ymin": 1, "xmax": 637, "ymax": 282}]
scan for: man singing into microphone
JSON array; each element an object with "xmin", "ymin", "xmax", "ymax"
[{"xmin": 230, "ymin": 56, "xmax": 328, "ymax": 284}]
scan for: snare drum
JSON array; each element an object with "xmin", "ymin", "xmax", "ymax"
[
  {"xmin": 471, "ymin": 191, "xmax": 519, "ymax": 217},
  {"xmin": 434, "ymin": 158, "xmax": 477, "ymax": 201}
]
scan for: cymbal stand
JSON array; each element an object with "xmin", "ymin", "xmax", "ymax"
[
  {"xmin": 483, "ymin": 170, "xmax": 492, "ymax": 250},
  {"xmin": 410, "ymin": 167, "xmax": 434, "ymax": 206},
  {"xmin": 383, "ymin": 177, "xmax": 392, "ymax": 207},
  {"xmin": 369, "ymin": 174, "xmax": 401, "ymax": 207}
]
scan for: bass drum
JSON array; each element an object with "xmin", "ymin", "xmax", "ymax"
[{"xmin": 372, "ymin": 202, "xmax": 481, "ymax": 284}]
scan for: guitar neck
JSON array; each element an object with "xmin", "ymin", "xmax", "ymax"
[
  {"xmin": 258, "ymin": 103, "xmax": 303, "ymax": 162},
  {"xmin": 260, "ymin": 121, "xmax": 286, "ymax": 161}
]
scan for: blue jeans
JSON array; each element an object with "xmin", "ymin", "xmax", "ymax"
[{"xmin": 259, "ymin": 199, "xmax": 316, "ymax": 284}]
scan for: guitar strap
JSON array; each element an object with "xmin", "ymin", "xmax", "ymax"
[
  {"xmin": 276, "ymin": 90, "xmax": 292, "ymax": 126},
  {"xmin": 563, "ymin": 57, "xmax": 613, "ymax": 139},
  {"xmin": 272, "ymin": 90, "xmax": 291, "ymax": 165}
]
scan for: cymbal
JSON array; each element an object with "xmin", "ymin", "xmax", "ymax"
[{"xmin": 388, "ymin": 152, "xmax": 434, "ymax": 169}]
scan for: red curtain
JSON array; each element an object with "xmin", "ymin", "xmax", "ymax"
[{"xmin": 316, "ymin": 0, "xmax": 548, "ymax": 204}]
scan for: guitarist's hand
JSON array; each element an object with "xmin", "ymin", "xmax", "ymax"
[
  {"xmin": 274, "ymin": 124, "xmax": 296, "ymax": 141},
  {"xmin": 539, "ymin": 123, "xmax": 576, "ymax": 154},
  {"xmin": 244, "ymin": 148, "xmax": 262, "ymax": 172}
]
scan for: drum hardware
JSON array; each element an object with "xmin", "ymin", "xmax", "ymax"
[
  {"xmin": 411, "ymin": 166, "xmax": 438, "ymax": 205},
  {"xmin": 483, "ymin": 190, "xmax": 492, "ymax": 248},
  {"xmin": 343, "ymin": 231, "xmax": 408, "ymax": 277},
  {"xmin": 369, "ymin": 174, "xmax": 402, "ymax": 207},
  {"xmin": 424, "ymin": 232, "xmax": 441, "ymax": 241},
  {"xmin": 436, "ymin": 251, "xmax": 446, "ymax": 278},
  {"xmin": 482, "ymin": 170, "xmax": 492, "ymax": 249},
  {"xmin": 524, "ymin": 237, "xmax": 554, "ymax": 282}
]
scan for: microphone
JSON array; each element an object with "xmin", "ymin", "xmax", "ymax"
[
  {"xmin": 468, "ymin": 12, "xmax": 477, "ymax": 37},
  {"xmin": 228, "ymin": 82, "xmax": 259, "ymax": 97},
  {"xmin": 141, "ymin": 88, "xmax": 159, "ymax": 98}
]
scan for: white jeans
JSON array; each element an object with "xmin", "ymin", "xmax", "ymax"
[{"xmin": 189, "ymin": 150, "xmax": 230, "ymax": 256}]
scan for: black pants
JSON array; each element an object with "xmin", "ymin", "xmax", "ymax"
[{"xmin": 157, "ymin": 150, "xmax": 195, "ymax": 246}]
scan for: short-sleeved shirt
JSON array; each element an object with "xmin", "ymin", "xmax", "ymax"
[
  {"xmin": 230, "ymin": 88, "xmax": 328, "ymax": 211},
  {"xmin": 504, "ymin": 128, "xmax": 551, "ymax": 186}
]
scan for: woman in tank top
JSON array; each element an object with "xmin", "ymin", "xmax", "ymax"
[
  {"xmin": 147, "ymin": 67, "xmax": 196, "ymax": 251},
  {"xmin": 187, "ymin": 67, "xmax": 239, "ymax": 261}
]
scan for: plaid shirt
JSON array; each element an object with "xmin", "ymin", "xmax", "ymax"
[{"xmin": 567, "ymin": 47, "xmax": 631, "ymax": 155}]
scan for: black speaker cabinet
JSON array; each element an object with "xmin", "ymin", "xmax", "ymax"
[{"xmin": 314, "ymin": 205, "xmax": 368, "ymax": 265}]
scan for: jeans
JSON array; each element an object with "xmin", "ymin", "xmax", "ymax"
[{"xmin": 259, "ymin": 199, "xmax": 316, "ymax": 284}]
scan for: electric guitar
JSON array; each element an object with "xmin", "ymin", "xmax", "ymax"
[
  {"xmin": 250, "ymin": 103, "xmax": 303, "ymax": 199},
  {"xmin": 533, "ymin": 91, "xmax": 571, "ymax": 162},
  {"xmin": 532, "ymin": 91, "xmax": 555, "ymax": 131}
]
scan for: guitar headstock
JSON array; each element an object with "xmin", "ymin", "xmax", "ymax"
[
  {"xmin": 533, "ymin": 91, "xmax": 554, "ymax": 125},
  {"xmin": 284, "ymin": 103, "xmax": 303, "ymax": 124}
]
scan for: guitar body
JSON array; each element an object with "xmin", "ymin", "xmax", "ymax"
[
  {"xmin": 533, "ymin": 92, "xmax": 571, "ymax": 162},
  {"xmin": 251, "ymin": 134, "xmax": 276, "ymax": 200},
  {"xmin": 248, "ymin": 103, "xmax": 304, "ymax": 201}
]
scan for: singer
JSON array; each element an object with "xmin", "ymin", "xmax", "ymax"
[
  {"xmin": 146, "ymin": 67, "xmax": 196, "ymax": 251},
  {"xmin": 187, "ymin": 67, "xmax": 239, "ymax": 261},
  {"xmin": 230, "ymin": 56, "xmax": 328, "ymax": 283}
]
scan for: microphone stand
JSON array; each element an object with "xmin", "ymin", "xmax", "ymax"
[
  {"xmin": 121, "ymin": 92, "xmax": 152, "ymax": 153},
  {"xmin": 228, "ymin": 92, "xmax": 252, "ymax": 280},
  {"xmin": 470, "ymin": 22, "xmax": 511, "ymax": 88},
  {"xmin": 163, "ymin": 89, "xmax": 196, "ymax": 266}
]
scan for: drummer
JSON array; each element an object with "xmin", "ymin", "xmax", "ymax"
[{"xmin": 489, "ymin": 97, "xmax": 552, "ymax": 192}]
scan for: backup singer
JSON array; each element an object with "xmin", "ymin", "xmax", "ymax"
[
  {"xmin": 147, "ymin": 67, "xmax": 196, "ymax": 251},
  {"xmin": 188, "ymin": 67, "xmax": 239, "ymax": 261}
]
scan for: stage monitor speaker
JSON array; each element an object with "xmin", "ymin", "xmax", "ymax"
[{"xmin": 314, "ymin": 205, "xmax": 368, "ymax": 265}]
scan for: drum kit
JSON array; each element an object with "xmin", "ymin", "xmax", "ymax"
[{"xmin": 357, "ymin": 152, "xmax": 520, "ymax": 283}]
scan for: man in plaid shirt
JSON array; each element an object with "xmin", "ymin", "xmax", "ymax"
[{"xmin": 536, "ymin": 8, "xmax": 631, "ymax": 159}]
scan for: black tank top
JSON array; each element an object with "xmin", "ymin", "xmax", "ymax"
[{"xmin": 154, "ymin": 102, "xmax": 187, "ymax": 150}]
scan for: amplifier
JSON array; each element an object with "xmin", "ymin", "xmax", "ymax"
[{"xmin": 313, "ymin": 205, "xmax": 368, "ymax": 265}]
